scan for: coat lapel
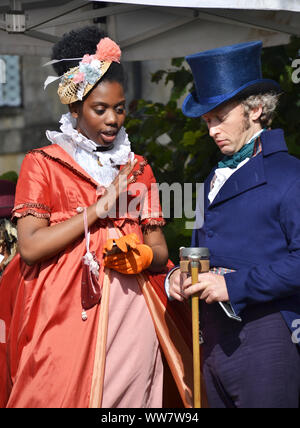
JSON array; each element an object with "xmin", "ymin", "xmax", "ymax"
[
  {"xmin": 209, "ymin": 152, "xmax": 266, "ymax": 207},
  {"xmin": 208, "ymin": 129, "xmax": 289, "ymax": 207}
]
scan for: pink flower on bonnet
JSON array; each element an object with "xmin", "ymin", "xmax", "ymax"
[{"xmin": 95, "ymin": 38, "xmax": 121, "ymax": 63}]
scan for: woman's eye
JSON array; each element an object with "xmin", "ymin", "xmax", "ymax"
[
  {"xmin": 116, "ymin": 107, "xmax": 125, "ymax": 114},
  {"xmin": 95, "ymin": 110, "xmax": 105, "ymax": 115}
]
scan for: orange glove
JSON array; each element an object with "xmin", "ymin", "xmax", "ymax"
[
  {"xmin": 103, "ymin": 233, "xmax": 140, "ymax": 254},
  {"xmin": 103, "ymin": 234, "xmax": 153, "ymax": 275}
]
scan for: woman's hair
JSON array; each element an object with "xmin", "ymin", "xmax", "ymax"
[
  {"xmin": 241, "ymin": 92, "xmax": 280, "ymax": 128},
  {"xmin": 51, "ymin": 26, "xmax": 125, "ymax": 88}
]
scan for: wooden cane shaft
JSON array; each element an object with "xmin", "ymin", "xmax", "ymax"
[{"xmin": 191, "ymin": 265, "xmax": 201, "ymax": 408}]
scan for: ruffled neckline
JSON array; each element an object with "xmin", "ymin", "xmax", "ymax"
[{"xmin": 46, "ymin": 112, "xmax": 133, "ymax": 167}]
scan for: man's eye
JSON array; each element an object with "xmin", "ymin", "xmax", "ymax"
[
  {"xmin": 95, "ymin": 110, "xmax": 105, "ymax": 115},
  {"xmin": 116, "ymin": 107, "xmax": 125, "ymax": 114}
]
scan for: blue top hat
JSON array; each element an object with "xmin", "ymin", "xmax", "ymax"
[{"xmin": 182, "ymin": 41, "xmax": 281, "ymax": 118}]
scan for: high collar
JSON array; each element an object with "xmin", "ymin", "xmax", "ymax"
[
  {"xmin": 46, "ymin": 112, "xmax": 133, "ymax": 168},
  {"xmin": 261, "ymin": 129, "xmax": 288, "ymax": 157},
  {"xmin": 208, "ymin": 129, "xmax": 288, "ymax": 208}
]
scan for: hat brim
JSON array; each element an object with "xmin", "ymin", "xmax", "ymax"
[
  {"xmin": 182, "ymin": 79, "xmax": 281, "ymax": 118},
  {"xmin": 58, "ymin": 62, "xmax": 111, "ymax": 105}
]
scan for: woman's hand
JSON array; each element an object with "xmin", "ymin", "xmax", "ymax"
[
  {"xmin": 103, "ymin": 233, "xmax": 140, "ymax": 253},
  {"xmin": 104, "ymin": 243, "xmax": 153, "ymax": 275},
  {"xmin": 96, "ymin": 159, "xmax": 137, "ymax": 219},
  {"xmin": 17, "ymin": 159, "xmax": 137, "ymax": 266}
]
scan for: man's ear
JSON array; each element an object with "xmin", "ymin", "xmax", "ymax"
[{"xmin": 250, "ymin": 105, "xmax": 263, "ymax": 122}]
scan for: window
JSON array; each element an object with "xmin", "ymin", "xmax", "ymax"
[{"xmin": 0, "ymin": 55, "xmax": 22, "ymax": 107}]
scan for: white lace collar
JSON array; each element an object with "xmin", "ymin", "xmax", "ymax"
[{"xmin": 46, "ymin": 112, "xmax": 133, "ymax": 167}]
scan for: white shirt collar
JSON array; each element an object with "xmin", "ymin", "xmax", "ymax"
[{"xmin": 208, "ymin": 128, "xmax": 265, "ymax": 204}]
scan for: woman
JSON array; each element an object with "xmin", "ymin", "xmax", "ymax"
[{"xmin": 0, "ymin": 27, "xmax": 192, "ymax": 408}]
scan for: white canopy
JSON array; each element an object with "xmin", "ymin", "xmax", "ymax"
[
  {"xmin": 98, "ymin": 0, "xmax": 300, "ymax": 12},
  {"xmin": 0, "ymin": 0, "xmax": 299, "ymax": 59}
]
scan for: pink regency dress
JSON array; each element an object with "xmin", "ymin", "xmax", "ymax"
[{"xmin": 0, "ymin": 137, "xmax": 194, "ymax": 408}]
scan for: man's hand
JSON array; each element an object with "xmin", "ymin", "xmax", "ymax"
[
  {"xmin": 169, "ymin": 268, "xmax": 185, "ymax": 302},
  {"xmin": 169, "ymin": 270, "xmax": 229, "ymax": 304}
]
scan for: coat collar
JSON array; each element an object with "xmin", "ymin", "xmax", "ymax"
[
  {"xmin": 208, "ymin": 128, "xmax": 288, "ymax": 208},
  {"xmin": 261, "ymin": 128, "xmax": 288, "ymax": 156}
]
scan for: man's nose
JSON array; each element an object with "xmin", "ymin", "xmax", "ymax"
[{"xmin": 209, "ymin": 124, "xmax": 219, "ymax": 139}]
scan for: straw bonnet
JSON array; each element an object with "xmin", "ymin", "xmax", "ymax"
[{"xmin": 44, "ymin": 37, "xmax": 121, "ymax": 105}]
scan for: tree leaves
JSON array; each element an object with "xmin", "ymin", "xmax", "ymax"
[{"xmin": 0, "ymin": 171, "xmax": 18, "ymax": 183}]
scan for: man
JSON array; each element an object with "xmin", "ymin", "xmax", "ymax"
[{"xmin": 167, "ymin": 41, "xmax": 300, "ymax": 408}]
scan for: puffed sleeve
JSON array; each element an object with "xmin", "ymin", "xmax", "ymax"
[
  {"xmin": 12, "ymin": 152, "xmax": 52, "ymax": 222},
  {"xmin": 138, "ymin": 160, "xmax": 166, "ymax": 231}
]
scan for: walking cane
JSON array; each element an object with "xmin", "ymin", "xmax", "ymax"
[{"xmin": 180, "ymin": 247, "xmax": 210, "ymax": 409}]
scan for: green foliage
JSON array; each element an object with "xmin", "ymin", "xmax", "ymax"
[
  {"xmin": 0, "ymin": 171, "xmax": 18, "ymax": 183},
  {"xmin": 126, "ymin": 38, "xmax": 300, "ymax": 263},
  {"xmin": 261, "ymin": 37, "xmax": 300, "ymax": 157}
]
